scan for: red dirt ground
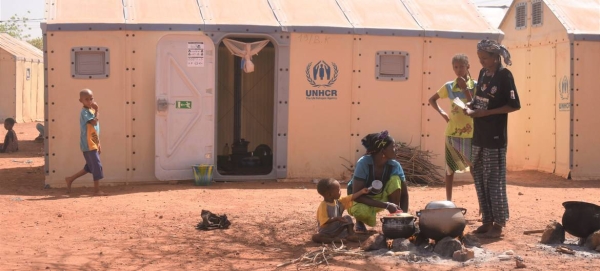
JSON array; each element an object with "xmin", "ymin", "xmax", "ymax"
[{"xmin": 1, "ymin": 122, "xmax": 600, "ymax": 270}]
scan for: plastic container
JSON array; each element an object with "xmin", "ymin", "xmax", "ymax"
[{"xmin": 192, "ymin": 164, "xmax": 214, "ymax": 186}]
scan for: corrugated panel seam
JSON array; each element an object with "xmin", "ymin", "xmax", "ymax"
[
  {"xmin": 197, "ymin": 0, "xmax": 210, "ymax": 28},
  {"xmin": 267, "ymin": 0, "xmax": 288, "ymax": 32}
]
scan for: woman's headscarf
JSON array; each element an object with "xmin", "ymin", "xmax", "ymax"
[
  {"xmin": 477, "ymin": 39, "xmax": 512, "ymax": 66},
  {"xmin": 362, "ymin": 130, "xmax": 393, "ymax": 155}
]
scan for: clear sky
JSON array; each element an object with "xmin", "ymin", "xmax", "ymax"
[{"xmin": 1, "ymin": 0, "xmax": 45, "ymax": 39}]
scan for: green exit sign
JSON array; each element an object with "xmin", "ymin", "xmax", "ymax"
[{"xmin": 176, "ymin": 101, "xmax": 192, "ymax": 109}]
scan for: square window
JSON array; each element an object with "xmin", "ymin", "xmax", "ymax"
[
  {"xmin": 71, "ymin": 47, "xmax": 110, "ymax": 79},
  {"xmin": 376, "ymin": 51, "xmax": 409, "ymax": 81},
  {"xmin": 516, "ymin": 2, "xmax": 527, "ymax": 30}
]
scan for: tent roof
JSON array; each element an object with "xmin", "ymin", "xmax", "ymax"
[
  {"xmin": 43, "ymin": 0, "xmax": 502, "ymax": 39},
  {"xmin": 499, "ymin": 0, "xmax": 600, "ymax": 40},
  {"xmin": 0, "ymin": 34, "xmax": 43, "ymax": 62}
]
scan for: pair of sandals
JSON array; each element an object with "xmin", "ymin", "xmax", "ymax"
[{"xmin": 196, "ymin": 209, "xmax": 231, "ymax": 231}]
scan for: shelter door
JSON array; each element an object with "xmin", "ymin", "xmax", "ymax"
[{"xmin": 155, "ymin": 35, "xmax": 215, "ymax": 181}]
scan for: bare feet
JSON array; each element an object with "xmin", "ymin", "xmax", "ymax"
[
  {"xmin": 481, "ymin": 224, "xmax": 503, "ymax": 238},
  {"xmin": 93, "ymin": 191, "xmax": 107, "ymax": 196},
  {"xmin": 65, "ymin": 177, "xmax": 74, "ymax": 193},
  {"xmin": 473, "ymin": 223, "xmax": 493, "ymax": 234}
]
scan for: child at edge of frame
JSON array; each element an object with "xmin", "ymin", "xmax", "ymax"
[{"xmin": 0, "ymin": 118, "xmax": 19, "ymax": 153}]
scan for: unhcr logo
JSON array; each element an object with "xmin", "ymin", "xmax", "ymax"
[
  {"xmin": 559, "ymin": 76, "xmax": 569, "ymax": 100},
  {"xmin": 305, "ymin": 60, "xmax": 338, "ymax": 100}
]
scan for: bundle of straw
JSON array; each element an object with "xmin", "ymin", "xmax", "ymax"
[
  {"xmin": 394, "ymin": 142, "xmax": 444, "ymax": 185},
  {"xmin": 341, "ymin": 142, "xmax": 444, "ymax": 185}
]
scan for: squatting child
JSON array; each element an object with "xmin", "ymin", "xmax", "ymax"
[
  {"xmin": 65, "ymin": 89, "xmax": 104, "ymax": 195},
  {"xmin": 0, "ymin": 118, "xmax": 19, "ymax": 153},
  {"xmin": 312, "ymin": 178, "xmax": 368, "ymax": 243}
]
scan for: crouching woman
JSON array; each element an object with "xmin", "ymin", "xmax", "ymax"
[{"xmin": 347, "ymin": 131, "xmax": 409, "ymax": 233}]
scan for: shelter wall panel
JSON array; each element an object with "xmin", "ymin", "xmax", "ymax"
[
  {"xmin": 529, "ymin": 2, "xmax": 570, "ymax": 45},
  {"xmin": 422, "ymin": 38, "xmax": 481, "ymax": 172},
  {"xmin": 46, "ymin": 31, "xmax": 128, "ymax": 186},
  {"xmin": 554, "ymin": 42, "xmax": 571, "ymax": 178},
  {"xmin": 35, "ymin": 62, "xmax": 45, "ymax": 121},
  {"xmin": 353, "ymin": 36, "xmax": 424, "ymax": 163},
  {"xmin": 571, "ymin": 41, "xmax": 600, "ymax": 180},
  {"xmin": 0, "ymin": 50, "xmax": 16, "ymax": 121},
  {"xmin": 47, "ymin": 0, "xmax": 125, "ymax": 24},
  {"xmin": 500, "ymin": 2, "xmax": 531, "ymax": 47},
  {"xmin": 505, "ymin": 47, "xmax": 529, "ymax": 171},
  {"xmin": 217, "ymin": 45, "xmax": 235, "ymax": 157},
  {"xmin": 288, "ymin": 33, "xmax": 352, "ymax": 178},
  {"xmin": 19, "ymin": 61, "xmax": 33, "ymax": 122},
  {"xmin": 130, "ymin": 0, "xmax": 202, "ymax": 24},
  {"xmin": 527, "ymin": 45, "xmax": 556, "ymax": 173},
  {"xmin": 14, "ymin": 61, "xmax": 24, "ymax": 123},
  {"xmin": 349, "ymin": 37, "xmax": 361, "ymax": 163}
]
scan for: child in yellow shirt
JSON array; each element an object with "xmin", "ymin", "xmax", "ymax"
[
  {"xmin": 428, "ymin": 54, "xmax": 476, "ymax": 201},
  {"xmin": 312, "ymin": 178, "xmax": 368, "ymax": 243}
]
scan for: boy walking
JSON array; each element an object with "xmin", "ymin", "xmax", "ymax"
[{"xmin": 65, "ymin": 89, "xmax": 104, "ymax": 195}]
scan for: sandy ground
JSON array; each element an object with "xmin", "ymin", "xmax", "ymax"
[{"xmin": 1, "ymin": 122, "xmax": 600, "ymax": 270}]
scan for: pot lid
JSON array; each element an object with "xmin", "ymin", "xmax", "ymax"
[{"xmin": 386, "ymin": 212, "xmax": 414, "ymax": 217}]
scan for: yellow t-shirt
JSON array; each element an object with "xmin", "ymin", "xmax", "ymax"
[
  {"xmin": 437, "ymin": 79, "xmax": 476, "ymax": 138},
  {"xmin": 316, "ymin": 195, "xmax": 353, "ymax": 227}
]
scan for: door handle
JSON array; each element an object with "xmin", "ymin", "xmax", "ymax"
[{"xmin": 157, "ymin": 98, "xmax": 169, "ymax": 112}]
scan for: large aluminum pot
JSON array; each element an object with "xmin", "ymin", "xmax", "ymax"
[
  {"xmin": 381, "ymin": 213, "xmax": 416, "ymax": 239},
  {"xmin": 417, "ymin": 208, "xmax": 467, "ymax": 241},
  {"xmin": 562, "ymin": 201, "xmax": 600, "ymax": 238}
]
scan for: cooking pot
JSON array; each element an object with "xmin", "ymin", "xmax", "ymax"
[
  {"xmin": 417, "ymin": 208, "xmax": 467, "ymax": 241},
  {"xmin": 381, "ymin": 213, "xmax": 416, "ymax": 239},
  {"xmin": 425, "ymin": 200, "xmax": 457, "ymax": 209},
  {"xmin": 562, "ymin": 201, "xmax": 600, "ymax": 238}
]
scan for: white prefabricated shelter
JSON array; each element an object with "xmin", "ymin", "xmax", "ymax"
[
  {"xmin": 500, "ymin": 0, "xmax": 600, "ymax": 180},
  {"xmin": 42, "ymin": 0, "xmax": 502, "ymax": 186},
  {"xmin": 0, "ymin": 33, "xmax": 44, "ymax": 123}
]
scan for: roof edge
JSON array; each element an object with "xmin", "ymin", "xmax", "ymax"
[
  {"xmin": 573, "ymin": 33, "xmax": 600, "ymax": 41},
  {"xmin": 43, "ymin": 22, "xmax": 503, "ymax": 40}
]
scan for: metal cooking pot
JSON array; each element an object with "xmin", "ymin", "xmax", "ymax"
[
  {"xmin": 381, "ymin": 214, "xmax": 416, "ymax": 239},
  {"xmin": 562, "ymin": 201, "xmax": 600, "ymax": 238},
  {"xmin": 425, "ymin": 200, "xmax": 457, "ymax": 209},
  {"xmin": 417, "ymin": 208, "xmax": 467, "ymax": 241}
]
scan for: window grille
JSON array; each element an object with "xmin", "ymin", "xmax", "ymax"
[
  {"xmin": 375, "ymin": 51, "xmax": 410, "ymax": 81},
  {"xmin": 516, "ymin": 2, "xmax": 527, "ymax": 30}
]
